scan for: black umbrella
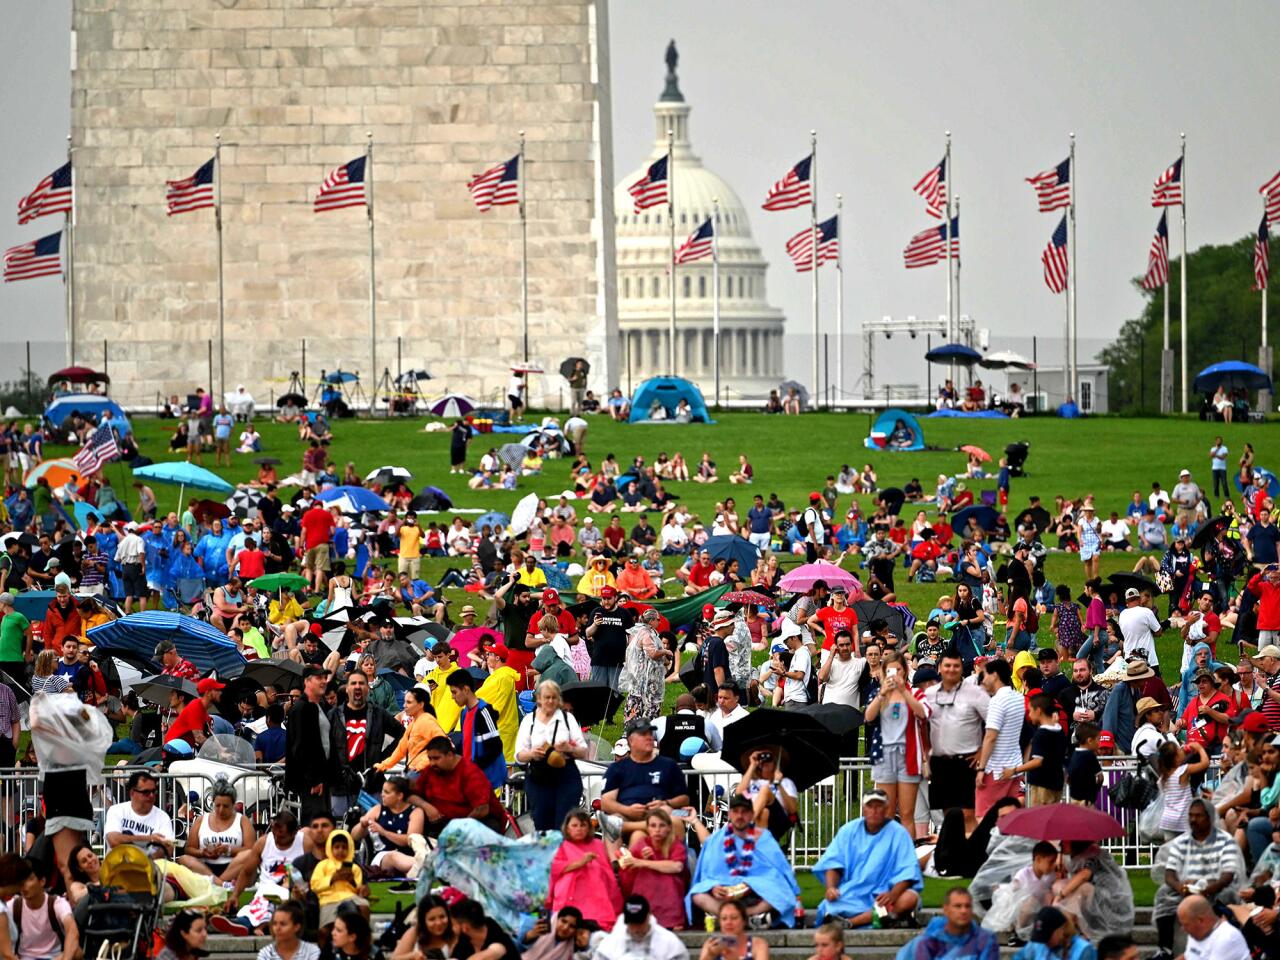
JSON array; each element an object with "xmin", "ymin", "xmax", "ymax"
[
  {"xmin": 236, "ymin": 658, "xmax": 303, "ymax": 690},
  {"xmin": 1108, "ymin": 572, "xmax": 1160, "ymax": 596},
  {"xmin": 132, "ymin": 674, "xmax": 197, "ymax": 706},
  {"xmin": 559, "ymin": 357, "xmax": 590, "ymax": 378},
  {"xmin": 789, "ymin": 703, "xmax": 865, "ymax": 759},
  {"xmin": 560, "ymin": 681, "xmax": 613, "ymax": 727},
  {"xmin": 252, "ymin": 457, "xmax": 282, "ymax": 466},
  {"xmin": 852, "ymin": 599, "xmax": 906, "ymax": 641},
  {"xmin": 1014, "ymin": 505, "xmax": 1052, "ymax": 533},
  {"xmin": 721, "ymin": 708, "xmax": 840, "ymax": 791},
  {"xmin": 276, "ymin": 392, "xmax": 307, "ymax": 408},
  {"xmin": 1191, "ymin": 516, "xmax": 1232, "ymax": 551}
]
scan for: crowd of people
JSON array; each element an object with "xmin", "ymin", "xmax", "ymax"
[{"xmin": 4, "ymin": 399, "xmax": 1280, "ymax": 960}]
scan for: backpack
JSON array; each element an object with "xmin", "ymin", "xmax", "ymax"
[
  {"xmin": 13, "ymin": 895, "xmax": 65, "ymax": 953},
  {"xmin": 794, "ymin": 512, "xmax": 809, "ymax": 537}
]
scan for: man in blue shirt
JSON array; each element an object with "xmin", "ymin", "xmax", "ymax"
[
  {"xmin": 598, "ymin": 719, "xmax": 689, "ymax": 842},
  {"xmin": 253, "ymin": 703, "xmax": 287, "ymax": 763},
  {"xmin": 746, "ymin": 494, "xmax": 774, "ymax": 553},
  {"xmin": 397, "ymin": 571, "xmax": 436, "ymax": 616},
  {"xmin": 1248, "ymin": 507, "xmax": 1280, "ymax": 569}
]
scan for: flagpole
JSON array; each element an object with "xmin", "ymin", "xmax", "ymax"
[
  {"xmin": 667, "ymin": 126, "xmax": 676, "ymax": 377},
  {"xmin": 835, "ymin": 192, "xmax": 844, "ymax": 407},
  {"xmin": 1068, "ymin": 133, "xmax": 1078, "ymax": 402},
  {"xmin": 366, "ymin": 131, "xmax": 377, "ymax": 409},
  {"xmin": 944, "ymin": 132, "xmax": 955, "ymax": 385},
  {"xmin": 1263, "ymin": 200, "xmax": 1272, "ymax": 411},
  {"xmin": 1162, "ymin": 254, "xmax": 1171, "ymax": 414},
  {"xmin": 66, "ymin": 134, "xmax": 76, "ymax": 365},
  {"xmin": 1179, "ymin": 133, "xmax": 1188, "ymax": 414},
  {"xmin": 214, "ymin": 133, "xmax": 226, "ymax": 401},
  {"xmin": 954, "ymin": 193, "xmax": 963, "ymax": 389},
  {"xmin": 712, "ymin": 197, "xmax": 721, "ymax": 408},
  {"xmin": 810, "ymin": 130, "xmax": 819, "ymax": 408},
  {"xmin": 519, "ymin": 130, "xmax": 529, "ymax": 364}
]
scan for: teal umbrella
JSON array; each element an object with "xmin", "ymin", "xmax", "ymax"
[{"xmin": 133, "ymin": 461, "xmax": 234, "ymax": 513}]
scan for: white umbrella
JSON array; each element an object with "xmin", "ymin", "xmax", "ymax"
[
  {"xmin": 979, "ymin": 350, "xmax": 1037, "ymax": 371},
  {"xmin": 365, "ymin": 465, "xmax": 413, "ymax": 485},
  {"xmin": 509, "ymin": 492, "xmax": 540, "ymax": 536}
]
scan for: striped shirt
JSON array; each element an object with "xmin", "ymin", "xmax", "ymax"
[
  {"xmin": 1164, "ymin": 828, "xmax": 1238, "ymax": 890},
  {"xmin": 1264, "ymin": 670, "xmax": 1280, "ymax": 732},
  {"xmin": 0, "ymin": 682, "xmax": 18, "ymax": 738},
  {"xmin": 984, "ymin": 685, "xmax": 1025, "ymax": 773}
]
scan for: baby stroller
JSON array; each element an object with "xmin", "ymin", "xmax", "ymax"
[
  {"xmin": 80, "ymin": 845, "xmax": 165, "ymax": 960},
  {"xmin": 1004, "ymin": 441, "xmax": 1030, "ymax": 477}
]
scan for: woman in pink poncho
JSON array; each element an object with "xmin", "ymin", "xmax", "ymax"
[
  {"xmin": 549, "ymin": 809, "xmax": 622, "ymax": 931},
  {"xmin": 618, "ymin": 808, "xmax": 689, "ymax": 929}
]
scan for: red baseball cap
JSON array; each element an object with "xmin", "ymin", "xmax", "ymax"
[
  {"xmin": 600, "ymin": 586, "xmax": 618, "ymax": 599},
  {"xmin": 309, "ymin": 622, "xmax": 324, "ymax": 637},
  {"xmin": 1242, "ymin": 712, "xmax": 1270, "ymax": 734},
  {"xmin": 542, "ymin": 588, "xmax": 560, "ymax": 605},
  {"xmin": 489, "ymin": 644, "xmax": 511, "ymax": 660},
  {"xmin": 809, "ymin": 491, "xmax": 822, "ymax": 501},
  {"xmin": 197, "ymin": 678, "xmax": 225, "ymax": 695},
  {"xmin": 702, "ymin": 603, "xmax": 717, "ymax": 621},
  {"xmin": 1098, "ymin": 731, "xmax": 1116, "ymax": 749}
]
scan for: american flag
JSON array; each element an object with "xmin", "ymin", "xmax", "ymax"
[
  {"xmin": 1042, "ymin": 215, "xmax": 1069, "ymax": 293},
  {"xmin": 762, "ymin": 155, "xmax": 813, "ymax": 211},
  {"xmin": 1140, "ymin": 211, "xmax": 1170, "ymax": 291},
  {"xmin": 913, "ymin": 156, "xmax": 947, "ymax": 218},
  {"xmin": 674, "ymin": 217, "xmax": 714, "ymax": 265},
  {"xmin": 1026, "ymin": 157, "xmax": 1071, "ymax": 212},
  {"xmin": 1261, "ymin": 169, "xmax": 1280, "ymax": 225},
  {"xmin": 73, "ymin": 421, "xmax": 120, "ymax": 476},
  {"xmin": 314, "ymin": 156, "xmax": 367, "ymax": 212},
  {"xmin": 467, "ymin": 155, "xmax": 519, "ymax": 212},
  {"xmin": 1151, "ymin": 157, "xmax": 1183, "ymax": 208},
  {"xmin": 1255, "ymin": 215, "xmax": 1270, "ymax": 292},
  {"xmin": 17, "ymin": 162, "xmax": 73, "ymax": 225},
  {"xmin": 166, "ymin": 158, "xmax": 215, "ymax": 216},
  {"xmin": 628, "ymin": 155, "xmax": 669, "ymax": 212},
  {"xmin": 786, "ymin": 216, "xmax": 839, "ymax": 272},
  {"xmin": 3, "ymin": 232, "xmax": 61, "ymax": 282},
  {"xmin": 902, "ymin": 217, "xmax": 959, "ymax": 269}
]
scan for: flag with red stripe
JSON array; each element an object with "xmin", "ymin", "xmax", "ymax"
[
  {"xmin": 786, "ymin": 216, "xmax": 839, "ymax": 272},
  {"xmin": 913, "ymin": 156, "xmax": 947, "ymax": 218},
  {"xmin": 3, "ymin": 232, "xmax": 61, "ymax": 282},
  {"xmin": 1042, "ymin": 215, "xmax": 1069, "ymax": 293},
  {"xmin": 73, "ymin": 421, "xmax": 121, "ymax": 477},
  {"xmin": 1151, "ymin": 157, "xmax": 1183, "ymax": 207},
  {"xmin": 166, "ymin": 158, "xmax": 215, "ymax": 216},
  {"xmin": 762, "ymin": 155, "xmax": 812, "ymax": 211},
  {"xmin": 1260, "ymin": 169, "xmax": 1280, "ymax": 225},
  {"xmin": 1026, "ymin": 157, "xmax": 1071, "ymax": 212},
  {"xmin": 467, "ymin": 155, "xmax": 519, "ymax": 212},
  {"xmin": 903, "ymin": 217, "xmax": 959, "ymax": 268},
  {"xmin": 314, "ymin": 156, "xmax": 367, "ymax": 212},
  {"xmin": 1140, "ymin": 211, "xmax": 1169, "ymax": 291},
  {"xmin": 17, "ymin": 162, "xmax": 72, "ymax": 225},
  {"xmin": 628, "ymin": 156, "xmax": 669, "ymax": 212},
  {"xmin": 1255, "ymin": 215, "xmax": 1270, "ymax": 292},
  {"xmin": 674, "ymin": 217, "xmax": 714, "ymax": 265}
]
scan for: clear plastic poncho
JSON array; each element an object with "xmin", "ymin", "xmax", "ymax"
[
  {"xmin": 1058, "ymin": 845, "xmax": 1135, "ymax": 940},
  {"xmin": 970, "ymin": 832, "xmax": 1039, "ymax": 915},
  {"xmin": 28, "ymin": 692, "xmax": 113, "ymax": 787},
  {"xmin": 1151, "ymin": 799, "xmax": 1247, "ymax": 920}
]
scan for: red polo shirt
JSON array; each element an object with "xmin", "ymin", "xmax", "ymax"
[{"xmin": 415, "ymin": 760, "xmax": 495, "ymax": 821}]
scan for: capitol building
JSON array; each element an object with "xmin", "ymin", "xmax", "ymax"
[{"xmin": 613, "ymin": 48, "xmax": 786, "ymax": 402}]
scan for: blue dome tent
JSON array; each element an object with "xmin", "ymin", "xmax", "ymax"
[
  {"xmin": 864, "ymin": 408, "xmax": 924, "ymax": 451},
  {"xmin": 628, "ymin": 376, "xmax": 712, "ymax": 424}
]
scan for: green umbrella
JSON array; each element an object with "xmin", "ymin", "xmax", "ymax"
[{"xmin": 250, "ymin": 573, "xmax": 309, "ymax": 592}]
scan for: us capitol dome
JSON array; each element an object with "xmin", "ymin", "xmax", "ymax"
[{"xmin": 613, "ymin": 43, "xmax": 786, "ymax": 402}]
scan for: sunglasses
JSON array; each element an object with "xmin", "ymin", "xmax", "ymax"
[{"xmin": 133, "ymin": 787, "xmax": 157, "ymax": 796}]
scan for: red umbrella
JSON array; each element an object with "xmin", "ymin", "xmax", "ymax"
[
  {"xmin": 960, "ymin": 444, "xmax": 991, "ymax": 462},
  {"xmin": 721, "ymin": 590, "xmax": 777, "ymax": 609},
  {"xmin": 998, "ymin": 803, "xmax": 1123, "ymax": 842},
  {"xmin": 190, "ymin": 498, "xmax": 231, "ymax": 524}
]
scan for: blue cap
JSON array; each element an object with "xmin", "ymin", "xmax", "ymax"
[{"xmin": 679, "ymin": 736, "xmax": 707, "ymax": 759}]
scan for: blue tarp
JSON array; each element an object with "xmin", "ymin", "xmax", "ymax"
[
  {"xmin": 628, "ymin": 377, "xmax": 713, "ymax": 424},
  {"xmin": 864, "ymin": 408, "xmax": 925, "ymax": 451},
  {"xmin": 926, "ymin": 408, "xmax": 1008, "ymax": 419}
]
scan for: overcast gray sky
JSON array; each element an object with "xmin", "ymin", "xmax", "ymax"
[{"xmin": 3, "ymin": 2, "xmax": 1278, "ymax": 388}]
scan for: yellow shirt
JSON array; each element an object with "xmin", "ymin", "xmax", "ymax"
[
  {"xmin": 269, "ymin": 597, "xmax": 304, "ymax": 624},
  {"xmin": 515, "ymin": 567, "xmax": 547, "ymax": 588},
  {"xmin": 398, "ymin": 524, "xmax": 423, "ymax": 560},
  {"xmin": 476, "ymin": 665, "xmax": 520, "ymax": 762},
  {"xmin": 427, "ymin": 662, "xmax": 462, "ymax": 732}
]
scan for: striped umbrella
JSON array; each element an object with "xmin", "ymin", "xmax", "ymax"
[{"xmin": 88, "ymin": 611, "xmax": 247, "ymax": 677}]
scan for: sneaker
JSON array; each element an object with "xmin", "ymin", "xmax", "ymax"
[
  {"xmin": 209, "ymin": 915, "xmax": 250, "ymax": 937},
  {"xmin": 599, "ymin": 813, "xmax": 624, "ymax": 844},
  {"xmin": 1007, "ymin": 933, "xmax": 1026, "ymax": 947},
  {"xmin": 1147, "ymin": 950, "xmax": 1174, "ymax": 960}
]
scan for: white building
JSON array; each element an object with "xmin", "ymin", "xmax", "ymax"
[
  {"xmin": 613, "ymin": 45, "xmax": 786, "ymax": 403},
  {"xmin": 1005, "ymin": 363, "xmax": 1110, "ymax": 414}
]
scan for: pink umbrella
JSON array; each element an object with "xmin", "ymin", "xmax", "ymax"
[
  {"xmin": 960, "ymin": 444, "xmax": 991, "ymax": 461},
  {"xmin": 998, "ymin": 803, "xmax": 1123, "ymax": 842},
  {"xmin": 776, "ymin": 563, "xmax": 865, "ymax": 598}
]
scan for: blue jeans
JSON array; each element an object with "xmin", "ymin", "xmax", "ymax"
[
  {"xmin": 1077, "ymin": 634, "xmax": 1104, "ymax": 674},
  {"xmin": 524, "ymin": 765, "xmax": 584, "ymax": 832},
  {"xmin": 1247, "ymin": 815, "xmax": 1274, "ymax": 863},
  {"xmin": 1010, "ymin": 629, "xmax": 1036, "ymax": 652},
  {"xmin": 108, "ymin": 737, "xmax": 142, "ymax": 756}
]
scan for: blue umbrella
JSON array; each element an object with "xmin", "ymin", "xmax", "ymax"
[
  {"xmin": 1236, "ymin": 467, "xmax": 1280, "ymax": 498},
  {"xmin": 323, "ymin": 370, "xmax": 359, "ymax": 384},
  {"xmin": 88, "ymin": 611, "xmax": 247, "ymax": 678},
  {"xmin": 538, "ymin": 564, "xmax": 572, "ymax": 592},
  {"xmin": 924, "ymin": 343, "xmax": 982, "ymax": 365},
  {"xmin": 44, "ymin": 395, "xmax": 132, "ymax": 433},
  {"xmin": 133, "ymin": 461, "xmax": 235, "ymax": 513},
  {"xmin": 314, "ymin": 485, "xmax": 388, "ymax": 514},
  {"xmin": 1193, "ymin": 360, "xmax": 1272, "ymax": 394},
  {"xmin": 474, "ymin": 511, "xmax": 510, "ymax": 532},
  {"xmin": 952, "ymin": 504, "xmax": 999, "ymax": 535},
  {"xmin": 704, "ymin": 535, "xmax": 761, "ymax": 574}
]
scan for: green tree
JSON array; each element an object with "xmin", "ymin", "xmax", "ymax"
[
  {"xmin": 0, "ymin": 368, "xmax": 44, "ymax": 416},
  {"xmin": 1102, "ymin": 232, "xmax": 1274, "ymax": 412}
]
